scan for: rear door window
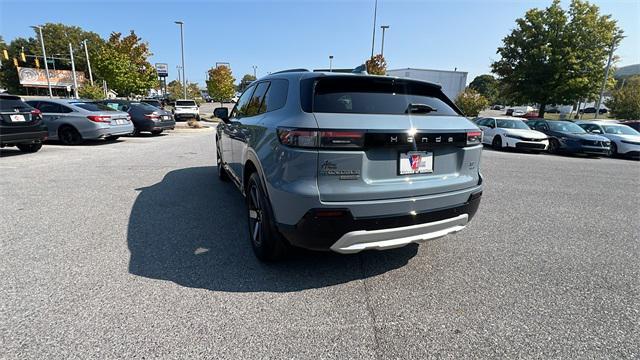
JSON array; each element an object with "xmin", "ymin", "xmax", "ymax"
[
  {"xmin": 176, "ymin": 100, "xmax": 196, "ymax": 107},
  {"xmin": 262, "ymin": 79, "xmax": 288, "ymax": 112},
  {"xmin": 306, "ymin": 76, "xmax": 460, "ymax": 116}
]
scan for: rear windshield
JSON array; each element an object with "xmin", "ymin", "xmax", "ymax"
[
  {"xmin": 131, "ymin": 102, "xmax": 160, "ymax": 111},
  {"xmin": 303, "ymin": 76, "xmax": 460, "ymax": 116},
  {"xmin": 73, "ymin": 102, "xmax": 117, "ymax": 112},
  {"xmin": 0, "ymin": 97, "xmax": 32, "ymax": 112},
  {"xmin": 176, "ymin": 100, "xmax": 196, "ymax": 106}
]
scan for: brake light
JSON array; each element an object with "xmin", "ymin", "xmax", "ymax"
[
  {"xmin": 467, "ymin": 131, "xmax": 482, "ymax": 146},
  {"xmin": 87, "ymin": 115, "xmax": 111, "ymax": 123},
  {"xmin": 30, "ymin": 108, "xmax": 42, "ymax": 120},
  {"xmin": 144, "ymin": 113, "xmax": 160, "ymax": 119},
  {"xmin": 277, "ymin": 128, "xmax": 365, "ymax": 149}
]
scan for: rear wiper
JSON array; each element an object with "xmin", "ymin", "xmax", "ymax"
[{"xmin": 405, "ymin": 103, "xmax": 437, "ymax": 114}]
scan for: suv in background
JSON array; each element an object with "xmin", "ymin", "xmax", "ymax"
[
  {"xmin": 215, "ymin": 71, "xmax": 483, "ymax": 261},
  {"xmin": 0, "ymin": 94, "xmax": 48, "ymax": 153},
  {"xmin": 172, "ymin": 99, "xmax": 199, "ymax": 121}
]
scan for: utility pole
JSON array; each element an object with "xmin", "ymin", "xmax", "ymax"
[
  {"xmin": 252, "ymin": 65, "xmax": 257, "ymax": 78},
  {"xmin": 82, "ymin": 39, "xmax": 93, "ymax": 86},
  {"xmin": 370, "ymin": 0, "xmax": 378, "ymax": 59},
  {"xmin": 595, "ymin": 33, "xmax": 622, "ymax": 118},
  {"xmin": 174, "ymin": 21, "xmax": 187, "ymax": 99},
  {"xmin": 177, "ymin": 65, "xmax": 181, "ymax": 83},
  {"xmin": 69, "ymin": 43, "xmax": 78, "ymax": 98},
  {"xmin": 329, "ymin": 56, "xmax": 334, "ymax": 72},
  {"xmin": 380, "ymin": 25, "xmax": 389, "ymax": 57},
  {"xmin": 32, "ymin": 25, "xmax": 53, "ymax": 98}
]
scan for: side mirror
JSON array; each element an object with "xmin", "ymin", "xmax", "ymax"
[{"xmin": 214, "ymin": 107, "xmax": 229, "ymax": 122}]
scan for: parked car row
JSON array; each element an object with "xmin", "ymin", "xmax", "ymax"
[
  {"xmin": 474, "ymin": 117, "xmax": 640, "ymax": 159},
  {"xmin": 0, "ymin": 94, "xmax": 182, "ymax": 152}
]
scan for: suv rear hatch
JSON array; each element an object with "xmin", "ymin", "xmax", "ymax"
[
  {"xmin": 300, "ymin": 75, "xmax": 482, "ymax": 202},
  {"xmin": 0, "ymin": 95, "xmax": 41, "ymax": 130}
]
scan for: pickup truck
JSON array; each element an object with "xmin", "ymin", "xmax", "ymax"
[{"xmin": 172, "ymin": 99, "xmax": 200, "ymax": 121}]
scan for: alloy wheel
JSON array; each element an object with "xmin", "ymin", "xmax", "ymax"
[{"xmin": 247, "ymin": 184, "xmax": 263, "ymax": 246}]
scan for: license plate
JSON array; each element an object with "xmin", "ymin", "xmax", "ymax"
[
  {"xmin": 112, "ymin": 119, "xmax": 127, "ymax": 125},
  {"xmin": 399, "ymin": 151, "xmax": 433, "ymax": 175},
  {"xmin": 162, "ymin": 115, "xmax": 170, "ymax": 120},
  {"xmin": 10, "ymin": 114, "xmax": 26, "ymax": 122}
]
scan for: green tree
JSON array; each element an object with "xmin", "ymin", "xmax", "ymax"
[
  {"xmin": 94, "ymin": 31, "xmax": 157, "ymax": 97},
  {"xmin": 492, "ymin": 0, "xmax": 621, "ymax": 117},
  {"xmin": 166, "ymin": 80, "xmax": 200, "ymax": 100},
  {"xmin": 0, "ymin": 37, "xmax": 38, "ymax": 94},
  {"xmin": 207, "ymin": 65, "xmax": 235, "ymax": 102},
  {"xmin": 365, "ymin": 54, "xmax": 387, "ymax": 75},
  {"xmin": 455, "ymin": 88, "xmax": 489, "ymax": 117},
  {"xmin": 78, "ymin": 84, "xmax": 104, "ymax": 99},
  {"xmin": 469, "ymin": 74, "xmax": 500, "ymax": 104},
  {"xmin": 237, "ymin": 74, "xmax": 256, "ymax": 93},
  {"xmin": 606, "ymin": 76, "xmax": 640, "ymax": 119}
]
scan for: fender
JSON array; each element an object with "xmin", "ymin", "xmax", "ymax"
[{"xmin": 243, "ymin": 148, "xmax": 271, "ymax": 200}]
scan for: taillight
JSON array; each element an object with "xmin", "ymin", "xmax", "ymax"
[
  {"xmin": 30, "ymin": 108, "xmax": 42, "ymax": 120},
  {"xmin": 87, "ymin": 115, "xmax": 111, "ymax": 123},
  {"xmin": 277, "ymin": 128, "xmax": 365, "ymax": 149},
  {"xmin": 144, "ymin": 113, "xmax": 160, "ymax": 119},
  {"xmin": 126, "ymin": 115, "xmax": 131, "ymax": 121},
  {"xmin": 467, "ymin": 131, "xmax": 482, "ymax": 146}
]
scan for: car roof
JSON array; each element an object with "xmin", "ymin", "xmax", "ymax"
[
  {"xmin": 488, "ymin": 116, "xmax": 527, "ymax": 120},
  {"xmin": 575, "ymin": 120, "xmax": 620, "ymax": 125},
  {"xmin": 260, "ymin": 70, "xmax": 443, "ymax": 89},
  {"xmin": 30, "ymin": 98, "xmax": 97, "ymax": 104}
]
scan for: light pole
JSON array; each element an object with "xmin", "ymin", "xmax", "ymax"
[
  {"xmin": 31, "ymin": 25, "xmax": 52, "ymax": 98},
  {"xmin": 174, "ymin": 21, "xmax": 187, "ymax": 99},
  {"xmin": 329, "ymin": 56, "xmax": 334, "ymax": 72},
  {"xmin": 82, "ymin": 39, "xmax": 94, "ymax": 86},
  {"xmin": 252, "ymin": 65, "xmax": 257, "ymax": 78},
  {"xmin": 380, "ymin": 25, "xmax": 389, "ymax": 57},
  {"xmin": 370, "ymin": 0, "xmax": 378, "ymax": 59},
  {"xmin": 68, "ymin": 43, "xmax": 78, "ymax": 98},
  {"xmin": 595, "ymin": 32, "xmax": 624, "ymax": 119}
]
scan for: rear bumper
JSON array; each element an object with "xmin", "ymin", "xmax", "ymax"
[
  {"xmin": 173, "ymin": 113, "xmax": 198, "ymax": 120},
  {"xmin": 136, "ymin": 119, "xmax": 176, "ymax": 131},
  {"xmin": 83, "ymin": 123, "xmax": 134, "ymax": 139},
  {"xmin": 0, "ymin": 130, "xmax": 48, "ymax": 145},
  {"xmin": 278, "ymin": 191, "xmax": 482, "ymax": 252}
]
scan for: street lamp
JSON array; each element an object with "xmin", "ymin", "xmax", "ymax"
[
  {"xmin": 370, "ymin": 0, "xmax": 378, "ymax": 58},
  {"xmin": 31, "ymin": 25, "xmax": 53, "ymax": 98},
  {"xmin": 380, "ymin": 25, "xmax": 390, "ymax": 57},
  {"xmin": 329, "ymin": 56, "xmax": 334, "ymax": 72},
  {"xmin": 252, "ymin": 65, "xmax": 257, "ymax": 78},
  {"xmin": 82, "ymin": 39, "xmax": 94, "ymax": 86},
  {"xmin": 174, "ymin": 20, "xmax": 187, "ymax": 99}
]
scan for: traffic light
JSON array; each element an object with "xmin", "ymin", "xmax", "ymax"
[
  {"xmin": 13, "ymin": 58, "xmax": 18, "ymax": 67},
  {"xmin": 35, "ymin": 57, "xmax": 40, "ymax": 68},
  {"xmin": 20, "ymin": 51, "xmax": 26, "ymax": 62},
  {"xmin": 2, "ymin": 49, "xmax": 8, "ymax": 60}
]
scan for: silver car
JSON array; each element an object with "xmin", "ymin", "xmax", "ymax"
[
  {"xmin": 215, "ymin": 70, "xmax": 483, "ymax": 261},
  {"xmin": 26, "ymin": 99, "xmax": 134, "ymax": 145},
  {"xmin": 576, "ymin": 120, "xmax": 640, "ymax": 158}
]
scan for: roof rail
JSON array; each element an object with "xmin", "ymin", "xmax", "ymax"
[{"xmin": 270, "ymin": 68, "xmax": 310, "ymax": 75}]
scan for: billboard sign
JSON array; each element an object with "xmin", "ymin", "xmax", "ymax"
[
  {"xmin": 155, "ymin": 63, "xmax": 169, "ymax": 77},
  {"xmin": 17, "ymin": 67, "xmax": 85, "ymax": 88}
]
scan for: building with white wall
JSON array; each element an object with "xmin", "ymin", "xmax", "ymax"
[{"xmin": 386, "ymin": 68, "xmax": 468, "ymax": 100}]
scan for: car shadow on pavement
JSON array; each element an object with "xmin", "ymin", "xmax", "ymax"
[{"xmin": 127, "ymin": 166, "xmax": 417, "ymax": 292}]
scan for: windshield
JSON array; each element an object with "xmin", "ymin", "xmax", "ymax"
[
  {"xmin": 176, "ymin": 100, "xmax": 196, "ymax": 106},
  {"xmin": 496, "ymin": 119, "xmax": 530, "ymax": 130},
  {"xmin": 73, "ymin": 102, "xmax": 117, "ymax": 112},
  {"xmin": 603, "ymin": 124, "xmax": 639, "ymax": 135},
  {"xmin": 548, "ymin": 121, "xmax": 586, "ymax": 133},
  {"xmin": 308, "ymin": 77, "xmax": 460, "ymax": 116}
]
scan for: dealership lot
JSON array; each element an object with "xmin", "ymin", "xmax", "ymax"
[{"xmin": 1, "ymin": 131, "xmax": 638, "ymax": 358}]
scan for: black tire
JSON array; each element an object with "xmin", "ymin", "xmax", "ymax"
[
  {"xmin": 131, "ymin": 128, "xmax": 141, "ymax": 137},
  {"xmin": 105, "ymin": 136, "xmax": 120, "ymax": 141},
  {"xmin": 492, "ymin": 136, "xmax": 503, "ymax": 150},
  {"xmin": 548, "ymin": 138, "xmax": 560, "ymax": 154},
  {"xmin": 58, "ymin": 125, "xmax": 83, "ymax": 145},
  {"xmin": 151, "ymin": 130, "xmax": 163, "ymax": 135},
  {"xmin": 609, "ymin": 142, "xmax": 618, "ymax": 157},
  {"xmin": 246, "ymin": 172, "xmax": 288, "ymax": 261},
  {"xmin": 16, "ymin": 143, "xmax": 42, "ymax": 153},
  {"xmin": 216, "ymin": 143, "xmax": 229, "ymax": 182}
]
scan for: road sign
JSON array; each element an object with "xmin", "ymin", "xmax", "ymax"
[{"xmin": 155, "ymin": 63, "xmax": 169, "ymax": 77}]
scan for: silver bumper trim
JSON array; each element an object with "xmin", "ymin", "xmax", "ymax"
[{"xmin": 330, "ymin": 214, "xmax": 468, "ymax": 254}]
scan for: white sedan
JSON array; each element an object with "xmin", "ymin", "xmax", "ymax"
[{"xmin": 476, "ymin": 117, "xmax": 549, "ymax": 152}]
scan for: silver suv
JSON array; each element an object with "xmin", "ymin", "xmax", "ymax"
[{"xmin": 215, "ymin": 70, "xmax": 483, "ymax": 260}]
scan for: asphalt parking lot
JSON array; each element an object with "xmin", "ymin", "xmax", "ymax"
[{"xmin": 1, "ymin": 130, "xmax": 638, "ymax": 359}]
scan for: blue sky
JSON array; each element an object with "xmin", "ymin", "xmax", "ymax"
[{"xmin": 1, "ymin": 0, "xmax": 638, "ymax": 86}]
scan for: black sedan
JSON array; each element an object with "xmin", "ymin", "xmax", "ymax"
[
  {"xmin": 99, "ymin": 100, "xmax": 175, "ymax": 135},
  {"xmin": 527, "ymin": 119, "xmax": 611, "ymax": 156},
  {"xmin": 0, "ymin": 94, "xmax": 48, "ymax": 153}
]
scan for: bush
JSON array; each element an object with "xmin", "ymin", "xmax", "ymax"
[
  {"xmin": 606, "ymin": 76, "xmax": 640, "ymax": 120},
  {"xmin": 455, "ymin": 88, "xmax": 489, "ymax": 117},
  {"xmin": 78, "ymin": 84, "xmax": 104, "ymax": 100}
]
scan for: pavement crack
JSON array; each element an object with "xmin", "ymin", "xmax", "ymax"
[{"xmin": 358, "ymin": 254, "xmax": 382, "ymax": 360}]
